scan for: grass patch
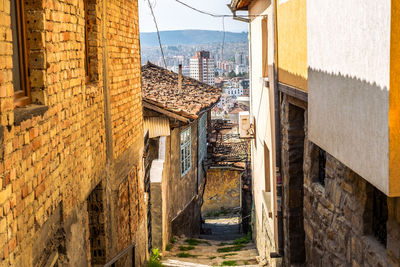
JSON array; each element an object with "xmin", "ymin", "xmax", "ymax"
[
  {"xmin": 147, "ymin": 248, "xmax": 164, "ymax": 267},
  {"xmin": 165, "ymin": 244, "xmax": 173, "ymax": 251},
  {"xmin": 217, "ymin": 244, "xmax": 244, "ymax": 253},
  {"xmin": 179, "ymin": 245, "xmax": 195, "ymax": 251},
  {"xmin": 176, "ymin": 252, "xmax": 196, "ymax": 258},
  {"xmin": 222, "ymin": 260, "xmax": 237, "ymax": 266},
  {"xmin": 170, "ymin": 236, "xmax": 176, "ymax": 244},
  {"xmin": 243, "ymin": 261, "xmax": 249, "ymax": 265},
  {"xmin": 233, "ymin": 232, "xmax": 251, "ymax": 245},
  {"xmin": 221, "ymin": 253, "xmax": 237, "ymax": 259},
  {"xmin": 218, "ymin": 242, "xmax": 229, "ymax": 246},
  {"xmin": 209, "ymin": 256, "xmax": 216, "ymax": 259},
  {"xmin": 184, "ymin": 238, "xmax": 211, "ymax": 246}
]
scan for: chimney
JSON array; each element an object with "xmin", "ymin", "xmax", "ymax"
[{"xmin": 178, "ymin": 64, "xmax": 182, "ymax": 94}]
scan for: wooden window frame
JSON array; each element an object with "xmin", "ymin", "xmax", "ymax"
[
  {"xmin": 84, "ymin": 0, "xmax": 90, "ymax": 83},
  {"xmin": 12, "ymin": 0, "xmax": 31, "ymax": 107},
  {"xmin": 180, "ymin": 127, "xmax": 192, "ymax": 177}
]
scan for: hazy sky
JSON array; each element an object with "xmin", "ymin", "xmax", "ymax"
[{"xmin": 138, "ymin": 0, "xmax": 249, "ymax": 33}]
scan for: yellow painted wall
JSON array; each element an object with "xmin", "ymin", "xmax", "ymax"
[
  {"xmin": 277, "ymin": 0, "xmax": 308, "ymax": 91},
  {"xmin": 389, "ymin": 0, "xmax": 400, "ymax": 196}
]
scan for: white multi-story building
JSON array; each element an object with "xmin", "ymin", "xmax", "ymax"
[
  {"xmin": 190, "ymin": 51, "xmax": 215, "ymax": 86},
  {"xmin": 223, "ymin": 86, "xmax": 243, "ymax": 97}
]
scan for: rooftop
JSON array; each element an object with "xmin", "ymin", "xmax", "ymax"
[{"xmin": 142, "ymin": 62, "xmax": 221, "ymax": 120}]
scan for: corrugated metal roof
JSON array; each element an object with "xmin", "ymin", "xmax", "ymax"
[{"xmin": 144, "ymin": 117, "xmax": 171, "ymax": 138}]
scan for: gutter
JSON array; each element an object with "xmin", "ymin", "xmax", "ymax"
[{"xmin": 227, "ymin": 4, "xmax": 250, "ymax": 23}]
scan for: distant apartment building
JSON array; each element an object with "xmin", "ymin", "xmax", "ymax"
[
  {"xmin": 235, "ymin": 64, "xmax": 249, "ymax": 75},
  {"xmin": 190, "ymin": 51, "xmax": 215, "ymax": 86},
  {"xmin": 224, "ymin": 86, "xmax": 243, "ymax": 97},
  {"xmin": 235, "ymin": 52, "xmax": 245, "ymax": 65},
  {"xmin": 218, "ymin": 60, "xmax": 235, "ymax": 74}
]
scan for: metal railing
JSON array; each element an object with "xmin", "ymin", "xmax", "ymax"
[{"xmin": 103, "ymin": 243, "xmax": 135, "ymax": 267}]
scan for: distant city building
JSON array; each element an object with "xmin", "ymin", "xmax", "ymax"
[
  {"xmin": 182, "ymin": 65, "xmax": 190, "ymax": 77},
  {"xmin": 235, "ymin": 64, "xmax": 249, "ymax": 75},
  {"xmin": 223, "ymin": 86, "xmax": 243, "ymax": 97},
  {"xmin": 190, "ymin": 51, "xmax": 215, "ymax": 86},
  {"xmin": 235, "ymin": 52, "xmax": 245, "ymax": 65}
]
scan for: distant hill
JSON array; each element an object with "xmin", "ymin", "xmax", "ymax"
[{"xmin": 140, "ymin": 30, "xmax": 248, "ymax": 47}]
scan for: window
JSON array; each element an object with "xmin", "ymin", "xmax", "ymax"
[
  {"xmin": 262, "ymin": 16, "xmax": 268, "ymax": 78},
  {"xmin": 11, "ymin": 0, "xmax": 30, "ymax": 106},
  {"xmin": 372, "ymin": 188, "xmax": 388, "ymax": 247},
  {"xmin": 198, "ymin": 114, "xmax": 207, "ymax": 184},
  {"xmin": 318, "ymin": 148, "xmax": 326, "ymax": 186},
  {"xmin": 180, "ymin": 127, "xmax": 191, "ymax": 177},
  {"xmin": 364, "ymin": 183, "xmax": 388, "ymax": 248}
]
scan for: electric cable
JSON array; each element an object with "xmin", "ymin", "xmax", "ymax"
[{"xmin": 146, "ymin": 0, "xmax": 167, "ymax": 68}]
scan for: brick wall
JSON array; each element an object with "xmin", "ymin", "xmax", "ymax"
[{"xmin": 0, "ymin": 0, "xmax": 146, "ymax": 266}]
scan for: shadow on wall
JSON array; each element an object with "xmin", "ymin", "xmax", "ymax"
[{"xmin": 308, "ymin": 68, "xmax": 389, "ymax": 195}]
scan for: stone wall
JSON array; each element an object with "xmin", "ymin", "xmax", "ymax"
[
  {"xmin": 0, "ymin": 0, "xmax": 147, "ymax": 266},
  {"xmin": 280, "ymin": 93, "xmax": 400, "ymax": 266},
  {"xmin": 202, "ymin": 168, "xmax": 241, "ymax": 216}
]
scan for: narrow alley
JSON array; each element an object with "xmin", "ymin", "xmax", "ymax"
[{"xmin": 162, "ymin": 209, "xmax": 259, "ymax": 267}]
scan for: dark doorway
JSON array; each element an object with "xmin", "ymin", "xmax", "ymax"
[
  {"xmin": 283, "ymin": 103, "xmax": 306, "ymax": 265},
  {"xmin": 87, "ymin": 183, "xmax": 106, "ymax": 266}
]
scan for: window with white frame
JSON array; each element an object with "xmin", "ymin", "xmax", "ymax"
[{"xmin": 180, "ymin": 127, "xmax": 192, "ymax": 177}]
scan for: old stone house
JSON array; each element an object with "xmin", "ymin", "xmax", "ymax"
[
  {"xmin": 141, "ymin": 62, "xmax": 221, "ymax": 252},
  {"xmin": 230, "ymin": 0, "xmax": 400, "ymax": 266},
  {"xmin": 0, "ymin": 0, "xmax": 147, "ymax": 266}
]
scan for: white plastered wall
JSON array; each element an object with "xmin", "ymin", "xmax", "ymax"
[
  {"xmin": 308, "ymin": 0, "xmax": 390, "ymax": 194},
  {"xmin": 249, "ymin": 0, "xmax": 276, "ymax": 250}
]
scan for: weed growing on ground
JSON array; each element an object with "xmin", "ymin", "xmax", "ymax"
[
  {"xmin": 147, "ymin": 248, "xmax": 163, "ymax": 267},
  {"xmin": 243, "ymin": 261, "xmax": 249, "ymax": 265},
  {"xmin": 222, "ymin": 260, "xmax": 237, "ymax": 266},
  {"xmin": 218, "ymin": 242, "xmax": 229, "ymax": 246},
  {"xmin": 170, "ymin": 236, "xmax": 176, "ymax": 244},
  {"xmin": 177, "ymin": 252, "xmax": 196, "ymax": 258},
  {"xmin": 179, "ymin": 245, "xmax": 195, "ymax": 251},
  {"xmin": 233, "ymin": 232, "xmax": 251, "ymax": 245},
  {"xmin": 217, "ymin": 244, "xmax": 244, "ymax": 253},
  {"xmin": 209, "ymin": 256, "xmax": 216, "ymax": 259},
  {"xmin": 184, "ymin": 238, "xmax": 211, "ymax": 246},
  {"xmin": 165, "ymin": 244, "xmax": 173, "ymax": 251}
]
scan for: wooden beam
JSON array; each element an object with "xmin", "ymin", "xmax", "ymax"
[{"xmin": 143, "ymin": 101, "xmax": 190, "ymax": 123}]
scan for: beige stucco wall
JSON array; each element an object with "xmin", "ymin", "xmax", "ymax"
[
  {"xmin": 248, "ymin": 0, "xmax": 278, "ymax": 262},
  {"xmin": 308, "ymin": 0, "xmax": 390, "ymax": 194}
]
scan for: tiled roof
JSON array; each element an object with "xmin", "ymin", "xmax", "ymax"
[{"xmin": 142, "ymin": 62, "xmax": 221, "ymax": 119}]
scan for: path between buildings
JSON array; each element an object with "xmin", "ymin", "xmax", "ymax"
[{"xmin": 162, "ymin": 213, "xmax": 260, "ymax": 266}]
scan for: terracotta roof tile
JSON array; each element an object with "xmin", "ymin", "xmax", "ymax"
[{"xmin": 142, "ymin": 62, "xmax": 221, "ymax": 119}]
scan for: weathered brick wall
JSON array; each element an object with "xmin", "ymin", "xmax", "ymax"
[
  {"xmin": 0, "ymin": 0, "xmax": 146, "ymax": 266},
  {"xmin": 106, "ymin": 0, "xmax": 142, "ymax": 159}
]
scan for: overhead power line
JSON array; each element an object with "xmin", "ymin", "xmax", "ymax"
[
  {"xmin": 146, "ymin": 0, "xmax": 167, "ymax": 68},
  {"xmin": 173, "ymin": 0, "xmax": 258, "ymax": 18}
]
